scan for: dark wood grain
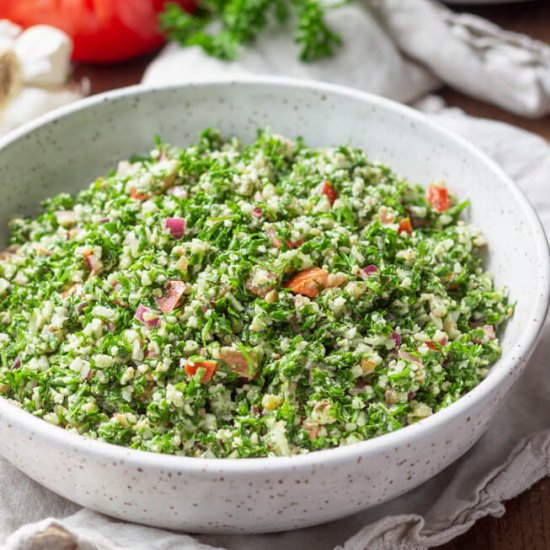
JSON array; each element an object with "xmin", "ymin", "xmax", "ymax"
[
  {"xmin": 73, "ymin": 4, "xmax": 550, "ymax": 547},
  {"xmin": 439, "ymin": 1, "xmax": 550, "ymax": 142},
  {"xmin": 73, "ymin": 53, "xmax": 156, "ymax": 96}
]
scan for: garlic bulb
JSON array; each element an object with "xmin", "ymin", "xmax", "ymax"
[
  {"xmin": 0, "ymin": 20, "xmax": 81, "ymax": 136},
  {"xmin": 0, "ymin": 48, "xmax": 22, "ymax": 111},
  {"xmin": 14, "ymin": 25, "xmax": 72, "ymax": 87}
]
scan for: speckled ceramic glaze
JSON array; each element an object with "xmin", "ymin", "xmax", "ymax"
[{"xmin": 0, "ymin": 79, "xmax": 548, "ymax": 534}]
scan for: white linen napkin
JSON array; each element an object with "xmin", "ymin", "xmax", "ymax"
[
  {"xmin": 3, "ymin": 1, "xmax": 550, "ymax": 548},
  {"xmin": 143, "ymin": 0, "xmax": 550, "ymax": 117},
  {"xmin": 374, "ymin": 0, "xmax": 550, "ymax": 117}
]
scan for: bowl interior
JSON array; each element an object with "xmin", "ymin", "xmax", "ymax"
[{"xmin": 0, "ymin": 80, "xmax": 547, "ymax": 376}]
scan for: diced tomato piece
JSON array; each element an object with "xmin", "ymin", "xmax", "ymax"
[
  {"xmin": 426, "ymin": 184, "xmax": 450, "ymax": 213},
  {"xmin": 320, "ymin": 181, "xmax": 338, "ymax": 206},
  {"xmin": 265, "ymin": 228, "xmax": 303, "ymax": 250},
  {"xmin": 398, "ymin": 217, "xmax": 413, "ymax": 235},
  {"xmin": 155, "ymin": 281, "xmax": 186, "ymax": 314},
  {"xmin": 426, "ymin": 341, "xmax": 440, "ymax": 352},
  {"xmin": 130, "ymin": 188, "xmax": 151, "ymax": 201},
  {"xmin": 285, "ymin": 267, "xmax": 329, "ymax": 298},
  {"xmin": 286, "ymin": 239, "xmax": 303, "ymax": 249},
  {"xmin": 219, "ymin": 348, "xmax": 259, "ymax": 379},
  {"xmin": 184, "ymin": 360, "xmax": 217, "ymax": 383}
]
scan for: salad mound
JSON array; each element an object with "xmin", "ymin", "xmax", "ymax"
[{"xmin": 0, "ymin": 130, "xmax": 512, "ymax": 458}]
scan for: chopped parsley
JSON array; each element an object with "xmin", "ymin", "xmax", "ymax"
[
  {"xmin": 0, "ymin": 129, "xmax": 512, "ymax": 458},
  {"xmin": 160, "ymin": 0, "xmax": 343, "ymax": 62}
]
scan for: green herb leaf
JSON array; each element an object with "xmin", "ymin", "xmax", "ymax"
[{"xmin": 159, "ymin": 0, "xmax": 343, "ymax": 62}]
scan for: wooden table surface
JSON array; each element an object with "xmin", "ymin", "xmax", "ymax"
[{"xmin": 73, "ymin": 3, "xmax": 550, "ymax": 547}]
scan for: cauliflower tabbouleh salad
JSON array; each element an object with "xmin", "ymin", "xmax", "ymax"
[{"xmin": 0, "ymin": 129, "xmax": 512, "ymax": 458}]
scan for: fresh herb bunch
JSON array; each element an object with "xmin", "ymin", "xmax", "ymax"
[{"xmin": 159, "ymin": 0, "xmax": 344, "ymax": 62}]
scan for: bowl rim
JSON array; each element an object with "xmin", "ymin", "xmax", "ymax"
[{"xmin": 0, "ymin": 76, "xmax": 548, "ymax": 473}]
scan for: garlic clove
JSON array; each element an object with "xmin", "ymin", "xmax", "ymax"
[
  {"xmin": 14, "ymin": 25, "xmax": 72, "ymax": 87},
  {"xmin": 0, "ymin": 48, "xmax": 23, "ymax": 112},
  {"xmin": 0, "ymin": 20, "xmax": 22, "ymax": 51}
]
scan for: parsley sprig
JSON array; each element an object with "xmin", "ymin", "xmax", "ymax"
[{"xmin": 159, "ymin": 0, "xmax": 344, "ymax": 62}]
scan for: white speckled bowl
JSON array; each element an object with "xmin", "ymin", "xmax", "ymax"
[{"xmin": 0, "ymin": 78, "xmax": 548, "ymax": 534}]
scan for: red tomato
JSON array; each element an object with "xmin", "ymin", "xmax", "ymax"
[
  {"xmin": 184, "ymin": 360, "xmax": 217, "ymax": 383},
  {"xmin": 154, "ymin": 280, "xmax": 186, "ymax": 314},
  {"xmin": 320, "ymin": 181, "xmax": 338, "ymax": 206},
  {"xmin": 0, "ymin": 0, "xmax": 195, "ymax": 63},
  {"xmin": 285, "ymin": 267, "xmax": 329, "ymax": 298},
  {"xmin": 129, "ymin": 188, "xmax": 151, "ymax": 201},
  {"xmin": 426, "ymin": 184, "xmax": 450, "ymax": 213},
  {"xmin": 397, "ymin": 217, "xmax": 413, "ymax": 235},
  {"xmin": 426, "ymin": 341, "xmax": 440, "ymax": 352}
]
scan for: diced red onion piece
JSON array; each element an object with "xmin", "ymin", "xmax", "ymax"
[
  {"xmin": 135, "ymin": 304, "xmax": 160, "ymax": 328},
  {"xmin": 441, "ymin": 337, "xmax": 448, "ymax": 347},
  {"xmin": 362, "ymin": 265, "xmax": 378, "ymax": 277},
  {"xmin": 165, "ymin": 217, "xmax": 186, "ymax": 239},
  {"xmin": 85, "ymin": 254, "xmax": 103, "ymax": 274},
  {"xmin": 11, "ymin": 357, "xmax": 21, "ymax": 370},
  {"xmin": 76, "ymin": 301, "xmax": 89, "ymax": 313},
  {"xmin": 482, "ymin": 325, "xmax": 496, "ymax": 340},
  {"xmin": 252, "ymin": 207, "xmax": 263, "ymax": 218},
  {"xmin": 287, "ymin": 239, "xmax": 303, "ymax": 249},
  {"xmin": 391, "ymin": 331, "xmax": 402, "ymax": 349},
  {"xmin": 81, "ymin": 363, "xmax": 91, "ymax": 381}
]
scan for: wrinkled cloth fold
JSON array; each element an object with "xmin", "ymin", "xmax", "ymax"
[
  {"xmin": 373, "ymin": 0, "xmax": 550, "ymax": 117},
  {"xmin": 143, "ymin": 0, "xmax": 550, "ymax": 117},
  {"xmin": 142, "ymin": 3, "xmax": 440, "ymax": 105}
]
